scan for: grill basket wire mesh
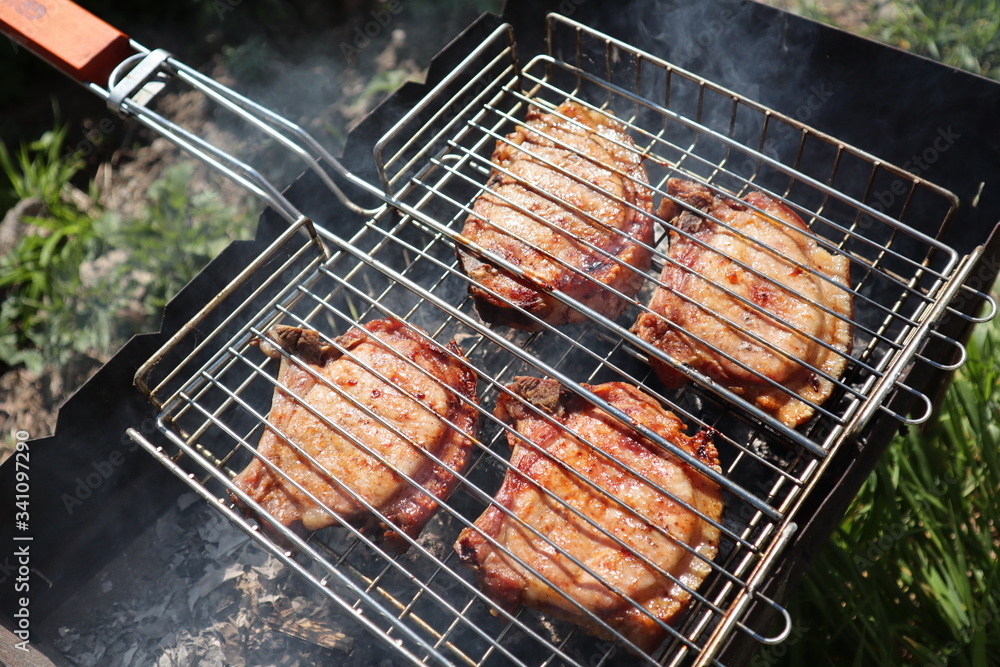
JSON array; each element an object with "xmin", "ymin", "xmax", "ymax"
[{"xmin": 128, "ymin": 13, "xmax": 993, "ymax": 667}]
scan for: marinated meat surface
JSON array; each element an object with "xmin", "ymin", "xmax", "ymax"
[
  {"xmin": 455, "ymin": 377, "xmax": 722, "ymax": 653},
  {"xmin": 632, "ymin": 179, "xmax": 854, "ymax": 427},
  {"xmin": 459, "ymin": 100, "xmax": 654, "ymax": 330},
  {"xmin": 232, "ymin": 319, "xmax": 479, "ymax": 552}
]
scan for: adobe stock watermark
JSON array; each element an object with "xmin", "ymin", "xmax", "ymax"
[
  {"xmin": 750, "ymin": 620, "xmax": 809, "ymax": 666},
  {"xmin": 68, "ymin": 115, "xmax": 121, "ymax": 159},
  {"xmin": 585, "ymin": 639, "xmax": 616, "ymax": 666},
  {"xmin": 921, "ymin": 591, "xmax": 1000, "ymax": 666},
  {"xmin": 675, "ymin": 7, "xmax": 738, "ymax": 63},
  {"xmin": 213, "ymin": 0, "xmax": 244, "ymax": 21},
  {"xmin": 948, "ymin": 253, "xmax": 999, "ymax": 317},
  {"xmin": 854, "ymin": 125, "xmax": 960, "ymax": 234},
  {"xmin": 554, "ymin": 0, "xmax": 587, "ymax": 18},
  {"xmin": 59, "ymin": 419, "xmax": 151, "ymax": 515},
  {"xmin": 789, "ymin": 83, "xmax": 836, "ymax": 124},
  {"xmin": 851, "ymin": 463, "xmax": 967, "ymax": 573},
  {"xmin": 10, "ymin": 429, "xmax": 32, "ymax": 652},
  {"xmin": 340, "ymin": 0, "xmax": 411, "ymax": 62},
  {"xmin": 869, "ymin": 126, "xmax": 960, "ymax": 213},
  {"xmin": 733, "ymin": 82, "xmax": 836, "ymax": 180}
]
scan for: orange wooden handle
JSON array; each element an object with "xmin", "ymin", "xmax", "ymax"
[{"xmin": 0, "ymin": 0, "xmax": 134, "ymax": 84}]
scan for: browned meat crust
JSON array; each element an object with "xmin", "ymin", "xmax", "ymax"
[
  {"xmin": 458, "ymin": 101, "xmax": 654, "ymax": 330},
  {"xmin": 455, "ymin": 377, "xmax": 722, "ymax": 654},
  {"xmin": 632, "ymin": 179, "xmax": 854, "ymax": 427},
  {"xmin": 232, "ymin": 319, "xmax": 479, "ymax": 552}
]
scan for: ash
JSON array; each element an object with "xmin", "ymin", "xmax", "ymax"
[{"xmin": 41, "ymin": 493, "xmax": 379, "ymax": 667}]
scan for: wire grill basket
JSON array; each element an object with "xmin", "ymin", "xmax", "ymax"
[{"xmin": 125, "ymin": 14, "xmax": 993, "ymax": 667}]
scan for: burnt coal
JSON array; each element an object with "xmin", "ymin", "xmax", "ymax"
[{"xmin": 40, "ymin": 493, "xmax": 369, "ymax": 666}]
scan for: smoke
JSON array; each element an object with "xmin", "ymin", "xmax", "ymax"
[
  {"xmin": 177, "ymin": 0, "xmax": 501, "ymax": 194},
  {"xmin": 628, "ymin": 2, "xmax": 835, "ymax": 138}
]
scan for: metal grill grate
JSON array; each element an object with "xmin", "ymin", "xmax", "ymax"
[{"xmin": 127, "ymin": 14, "xmax": 992, "ymax": 667}]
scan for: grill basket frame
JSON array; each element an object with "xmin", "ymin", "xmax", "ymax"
[{"xmin": 127, "ymin": 14, "xmax": 992, "ymax": 667}]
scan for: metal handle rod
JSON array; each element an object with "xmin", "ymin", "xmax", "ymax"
[
  {"xmin": 117, "ymin": 89, "xmax": 307, "ymax": 226},
  {"xmin": 111, "ymin": 22, "xmax": 518, "ymax": 221},
  {"xmin": 154, "ymin": 50, "xmax": 382, "ymax": 218}
]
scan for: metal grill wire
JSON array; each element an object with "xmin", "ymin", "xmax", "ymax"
[
  {"xmin": 377, "ymin": 15, "xmax": 973, "ymax": 447},
  {"xmin": 143, "ymin": 247, "xmax": 797, "ymax": 667},
  {"xmin": 131, "ymin": 14, "xmax": 991, "ymax": 667}
]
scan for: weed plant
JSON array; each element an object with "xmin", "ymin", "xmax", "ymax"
[
  {"xmin": 872, "ymin": 0, "xmax": 1000, "ymax": 80},
  {"xmin": 0, "ymin": 1, "xmax": 995, "ymax": 662},
  {"xmin": 0, "ymin": 130, "xmax": 253, "ymax": 372},
  {"xmin": 0, "ymin": 127, "xmax": 97, "ymax": 370},
  {"xmin": 783, "ymin": 309, "xmax": 1000, "ymax": 664}
]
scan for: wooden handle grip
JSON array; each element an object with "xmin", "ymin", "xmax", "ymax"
[{"xmin": 0, "ymin": 0, "xmax": 134, "ymax": 84}]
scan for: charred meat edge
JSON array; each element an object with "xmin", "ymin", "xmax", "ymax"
[{"xmin": 231, "ymin": 319, "xmax": 479, "ymax": 553}]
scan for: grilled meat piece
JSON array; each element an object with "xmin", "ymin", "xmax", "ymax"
[
  {"xmin": 459, "ymin": 101, "xmax": 654, "ymax": 330},
  {"xmin": 632, "ymin": 179, "xmax": 854, "ymax": 427},
  {"xmin": 232, "ymin": 319, "xmax": 479, "ymax": 552},
  {"xmin": 455, "ymin": 377, "xmax": 722, "ymax": 653}
]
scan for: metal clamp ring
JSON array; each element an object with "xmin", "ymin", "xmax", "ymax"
[
  {"xmin": 107, "ymin": 48, "xmax": 173, "ymax": 112},
  {"xmin": 947, "ymin": 288, "xmax": 997, "ymax": 324},
  {"xmin": 736, "ymin": 591, "xmax": 793, "ymax": 645},
  {"xmin": 879, "ymin": 383, "xmax": 933, "ymax": 425}
]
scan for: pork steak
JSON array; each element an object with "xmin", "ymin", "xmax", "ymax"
[
  {"xmin": 632, "ymin": 179, "xmax": 854, "ymax": 427},
  {"xmin": 233, "ymin": 319, "xmax": 479, "ymax": 552},
  {"xmin": 455, "ymin": 377, "xmax": 722, "ymax": 653},
  {"xmin": 459, "ymin": 100, "xmax": 654, "ymax": 329}
]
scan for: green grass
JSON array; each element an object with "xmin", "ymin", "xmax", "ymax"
[
  {"xmin": 0, "ymin": 126, "xmax": 98, "ymax": 370},
  {"xmin": 781, "ymin": 308, "xmax": 1000, "ymax": 665},
  {"xmin": 781, "ymin": 0, "xmax": 1000, "ymax": 80},
  {"xmin": 870, "ymin": 0, "xmax": 1000, "ymax": 80},
  {"xmin": 0, "ymin": 130, "xmax": 254, "ymax": 372},
  {"xmin": 94, "ymin": 163, "xmax": 253, "ymax": 314},
  {"xmin": 1, "ymin": 0, "xmax": 995, "ymax": 660}
]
